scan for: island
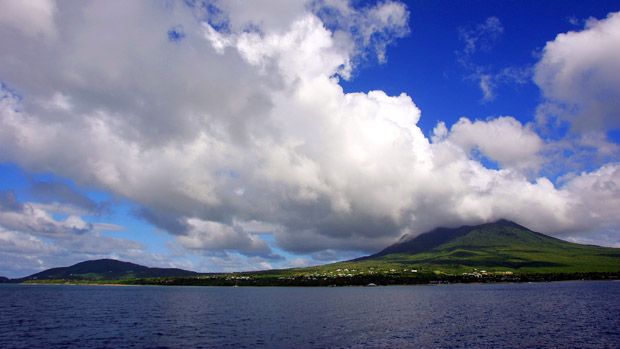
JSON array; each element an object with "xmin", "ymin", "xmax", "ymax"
[{"xmin": 8, "ymin": 220, "xmax": 620, "ymax": 286}]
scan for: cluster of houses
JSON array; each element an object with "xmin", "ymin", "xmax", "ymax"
[
  {"xmin": 461, "ymin": 269, "xmax": 514, "ymax": 278},
  {"xmin": 196, "ymin": 267, "xmax": 516, "ymax": 282},
  {"xmin": 225, "ymin": 275, "xmax": 251, "ymax": 281},
  {"xmin": 288, "ymin": 267, "xmax": 423, "ymax": 280}
]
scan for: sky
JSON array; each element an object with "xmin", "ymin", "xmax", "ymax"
[{"xmin": 1, "ymin": 0, "xmax": 619, "ymax": 277}]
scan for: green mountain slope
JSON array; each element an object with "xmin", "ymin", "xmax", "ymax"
[
  {"xmin": 341, "ymin": 219, "xmax": 620, "ymax": 274},
  {"xmin": 11, "ymin": 220, "xmax": 620, "ymax": 286},
  {"xmin": 18, "ymin": 259, "xmax": 197, "ymax": 281}
]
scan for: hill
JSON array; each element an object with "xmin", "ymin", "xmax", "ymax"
[
  {"xmin": 187, "ymin": 219, "xmax": 619, "ymax": 286},
  {"xmin": 18, "ymin": 259, "xmax": 197, "ymax": 282},
  {"xmin": 329, "ymin": 219, "xmax": 620, "ymax": 275},
  {"xmin": 11, "ymin": 220, "xmax": 620, "ymax": 286}
]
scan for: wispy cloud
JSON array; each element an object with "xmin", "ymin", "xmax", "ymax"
[
  {"xmin": 456, "ymin": 16, "xmax": 530, "ymax": 102},
  {"xmin": 458, "ymin": 16, "xmax": 504, "ymax": 57}
]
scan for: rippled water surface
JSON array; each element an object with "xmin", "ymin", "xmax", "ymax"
[{"xmin": 1, "ymin": 281, "xmax": 619, "ymax": 348}]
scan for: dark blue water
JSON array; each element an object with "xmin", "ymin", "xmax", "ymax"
[{"xmin": 1, "ymin": 281, "xmax": 619, "ymax": 348}]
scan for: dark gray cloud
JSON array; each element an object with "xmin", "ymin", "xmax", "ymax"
[
  {"xmin": 0, "ymin": 191, "xmax": 22, "ymax": 212},
  {"xmin": 30, "ymin": 181, "xmax": 106, "ymax": 214}
]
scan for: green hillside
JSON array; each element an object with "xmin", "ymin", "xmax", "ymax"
[
  {"xmin": 313, "ymin": 219, "xmax": 620, "ymax": 275},
  {"xmin": 18, "ymin": 259, "xmax": 197, "ymax": 282},
  {"xmin": 170, "ymin": 219, "xmax": 619, "ymax": 286},
  {"xmin": 14, "ymin": 220, "xmax": 620, "ymax": 286}
]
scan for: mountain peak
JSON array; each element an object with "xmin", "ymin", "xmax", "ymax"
[
  {"xmin": 368, "ymin": 219, "xmax": 537, "ymax": 258},
  {"xmin": 351, "ymin": 219, "xmax": 620, "ymax": 272},
  {"xmin": 492, "ymin": 218, "xmax": 523, "ymax": 227},
  {"xmin": 72, "ymin": 259, "xmax": 141, "ymax": 268}
]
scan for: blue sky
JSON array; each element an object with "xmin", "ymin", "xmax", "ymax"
[
  {"xmin": 0, "ymin": 0, "xmax": 619, "ymax": 277},
  {"xmin": 345, "ymin": 0, "xmax": 619, "ymax": 134}
]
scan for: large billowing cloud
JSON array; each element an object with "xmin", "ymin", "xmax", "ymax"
[
  {"xmin": 535, "ymin": 12, "xmax": 620, "ymax": 133},
  {"xmin": 437, "ymin": 116, "xmax": 543, "ymax": 173},
  {"xmin": 534, "ymin": 11, "xmax": 620, "ymax": 178},
  {"xmin": 0, "ymin": 0, "xmax": 618, "ymax": 270}
]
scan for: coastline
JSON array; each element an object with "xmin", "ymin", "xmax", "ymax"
[{"xmin": 14, "ymin": 271, "xmax": 619, "ymax": 287}]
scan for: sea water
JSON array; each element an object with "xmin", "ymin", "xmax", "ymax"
[{"xmin": 1, "ymin": 281, "xmax": 619, "ymax": 348}]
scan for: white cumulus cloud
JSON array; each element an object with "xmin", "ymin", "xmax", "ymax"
[
  {"xmin": 444, "ymin": 116, "xmax": 544, "ymax": 173},
  {"xmin": 0, "ymin": 0, "xmax": 618, "ymax": 267},
  {"xmin": 535, "ymin": 11, "xmax": 620, "ymax": 133}
]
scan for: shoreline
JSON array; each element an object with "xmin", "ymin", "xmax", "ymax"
[{"xmin": 11, "ymin": 273, "xmax": 618, "ymax": 287}]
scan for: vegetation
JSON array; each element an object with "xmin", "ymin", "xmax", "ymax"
[
  {"xmin": 13, "ymin": 220, "xmax": 620, "ymax": 286},
  {"xmin": 14, "ymin": 259, "xmax": 197, "ymax": 282}
]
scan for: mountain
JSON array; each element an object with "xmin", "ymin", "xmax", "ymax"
[
  {"xmin": 19, "ymin": 259, "xmax": 197, "ymax": 281},
  {"xmin": 0, "ymin": 276, "xmax": 9, "ymax": 283},
  {"xmin": 369, "ymin": 219, "xmax": 548, "ymax": 257},
  {"xmin": 11, "ymin": 220, "xmax": 620, "ymax": 286},
  {"xmin": 348, "ymin": 219, "xmax": 620, "ymax": 273}
]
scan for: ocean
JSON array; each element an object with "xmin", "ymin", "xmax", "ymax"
[{"xmin": 1, "ymin": 281, "xmax": 619, "ymax": 348}]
